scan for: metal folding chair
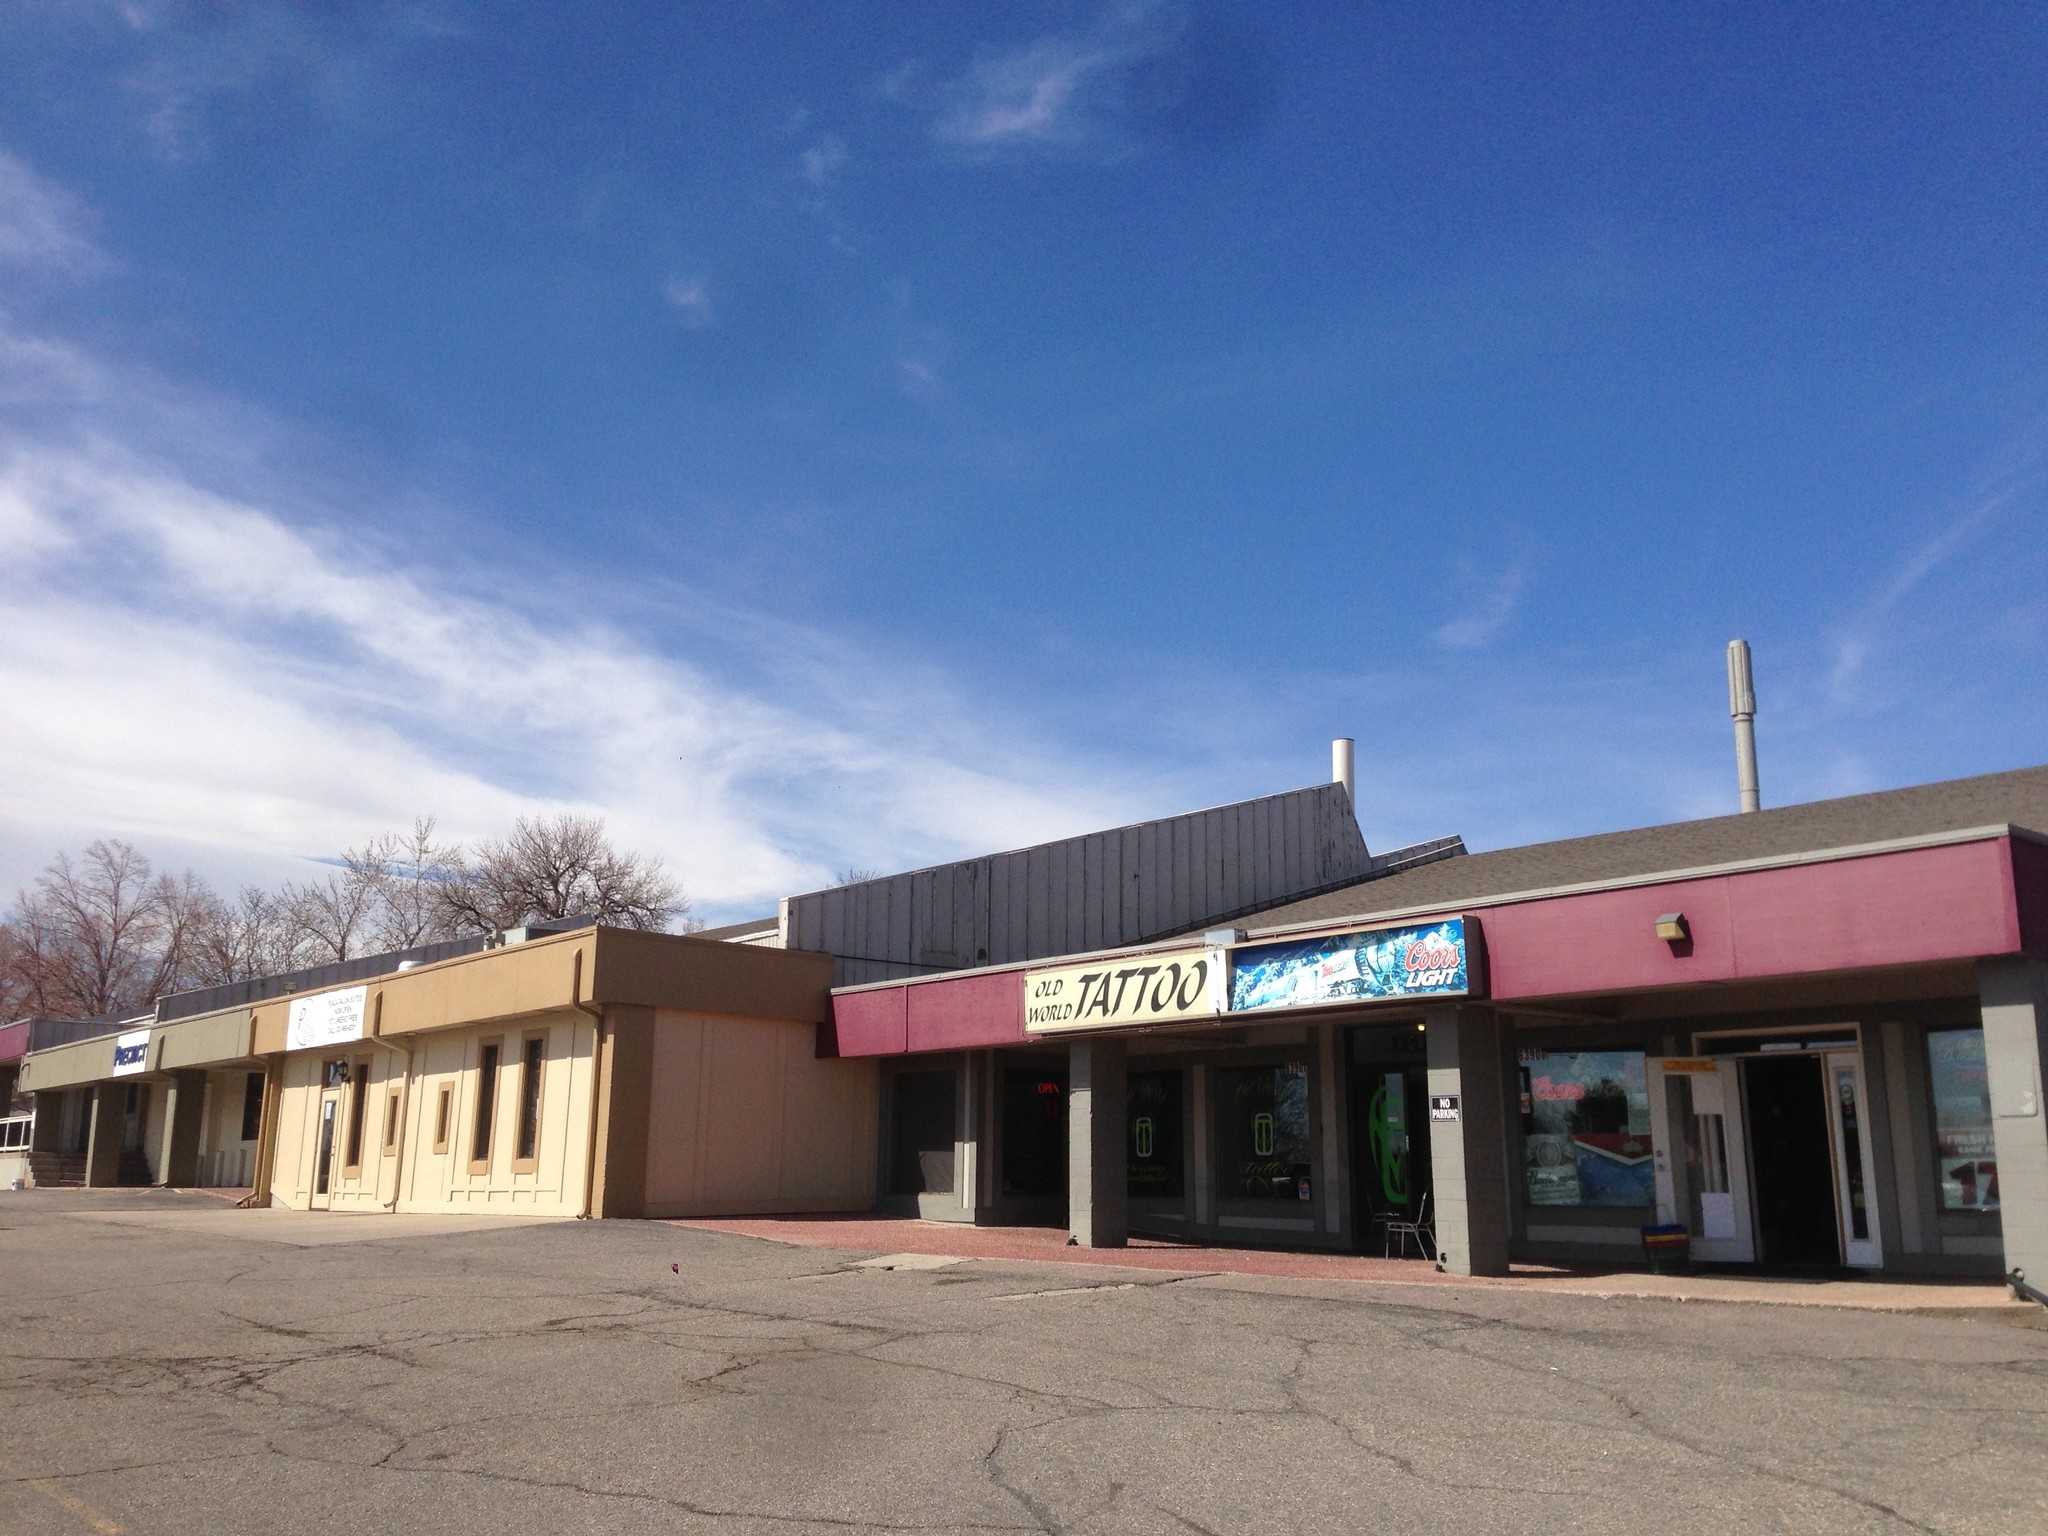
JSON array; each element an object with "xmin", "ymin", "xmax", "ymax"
[{"xmin": 1382, "ymin": 1191, "xmax": 1434, "ymax": 1259}]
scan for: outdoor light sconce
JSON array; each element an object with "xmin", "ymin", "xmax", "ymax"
[{"xmin": 1654, "ymin": 912, "xmax": 1690, "ymax": 943}]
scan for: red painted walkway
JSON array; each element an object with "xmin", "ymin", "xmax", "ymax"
[
  {"xmin": 669, "ymin": 1213, "xmax": 2028, "ymax": 1312},
  {"xmin": 674, "ymin": 1213, "xmax": 1450, "ymax": 1282}
]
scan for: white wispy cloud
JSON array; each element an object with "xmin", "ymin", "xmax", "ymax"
[
  {"xmin": 0, "ymin": 321, "xmax": 1137, "ymax": 919},
  {"xmin": 110, "ymin": 3, "xmax": 405, "ymax": 164},
  {"xmin": 660, "ymin": 274, "xmax": 714, "ymax": 327},
  {"xmin": 926, "ymin": 4, "xmax": 1270, "ymax": 160},
  {"xmin": 1825, "ymin": 457, "xmax": 2037, "ymax": 706},
  {"xmin": 801, "ymin": 134, "xmax": 847, "ymax": 187},
  {"xmin": 894, "ymin": 321, "xmax": 949, "ymax": 398},
  {"xmin": 1434, "ymin": 565, "xmax": 1526, "ymax": 651},
  {"xmin": 0, "ymin": 151, "xmax": 106, "ymax": 275},
  {"xmin": 939, "ymin": 35, "xmax": 1115, "ymax": 147},
  {"xmin": 932, "ymin": 4, "xmax": 1177, "ymax": 153}
]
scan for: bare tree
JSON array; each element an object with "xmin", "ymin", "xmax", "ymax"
[
  {"xmin": 833, "ymin": 868, "xmax": 883, "ymax": 886},
  {"xmin": 184, "ymin": 885, "xmax": 303, "ymax": 988},
  {"xmin": 279, "ymin": 864, "xmax": 382, "ymax": 964},
  {"xmin": 1, "ymin": 842, "xmax": 202, "ymax": 1017},
  {"xmin": 152, "ymin": 868, "xmax": 213, "ymax": 995},
  {"xmin": 438, "ymin": 813, "xmax": 690, "ymax": 933},
  {"xmin": 0, "ymin": 906, "xmax": 58, "ymax": 1018},
  {"xmin": 5, "ymin": 815, "xmax": 694, "ymax": 1014},
  {"xmin": 0, "ymin": 923, "xmax": 26, "ymax": 1019},
  {"xmin": 344, "ymin": 818, "xmax": 453, "ymax": 951}
]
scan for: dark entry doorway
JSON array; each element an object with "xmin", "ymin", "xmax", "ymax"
[
  {"xmin": 999, "ymin": 1065, "xmax": 1067, "ymax": 1213},
  {"xmin": 1745, "ymin": 1054, "xmax": 1840, "ymax": 1266},
  {"xmin": 121, "ymin": 1084, "xmax": 148, "ymax": 1155},
  {"xmin": 1349, "ymin": 1024, "xmax": 1432, "ymax": 1254}
]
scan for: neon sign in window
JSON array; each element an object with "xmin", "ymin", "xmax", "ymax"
[
  {"xmin": 1127, "ymin": 1070, "xmax": 1183, "ymax": 1198},
  {"xmin": 1217, "ymin": 1064, "xmax": 1311, "ymax": 1204}
]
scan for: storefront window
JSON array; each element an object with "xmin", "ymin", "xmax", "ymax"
[
  {"xmin": 1926, "ymin": 1028, "xmax": 1997, "ymax": 1212},
  {"xmin": 1127, "ymin": 1070, "xmax": 1183, "ymax": 1199},
  {"xmin": 1217, "ymin": 1063, "xmax": 1312, "ymax": 1205},
  {"xmin": 1520, "ymin": 1050, "xmax": 1653, "ymax": 1207},
  {"xmin": 889, "ymin": 1070, "xmax": 957, "ymax": 1196}
]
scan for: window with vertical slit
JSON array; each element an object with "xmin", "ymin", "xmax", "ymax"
[{"xmin": 470, "ymin": 1042, "xmax": 500, "ymax": 1171}]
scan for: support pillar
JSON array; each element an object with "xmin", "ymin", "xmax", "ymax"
[
  {"xmin": 960, "ymin": 1050, "xmax": 988, "ymax": 1221},
  {"xmin": 1980, "ymin": 958, "xmax": 2048, "ymax": 1286},
  {"xmin": 160, "ymin": 1070, "xmax": 207, "ymax": 1187},
  {"xmin": 29, "ymin": 1091, "xmax": 65, "ymax": 1154},
  {"xmin": 1068, "ymin": 1037, "xmax": 1127, "ymax": 1248},
  {"xmin": 1424, "ymin": 1005, "xmax": 1510, "ymax": 1276},
  {"xmin": 591, "ymin": 1007, "xmax": 654, "ymax": 1219},
  {"xmin": 83, "ymin": 1084, "xmax": 123, "ymax": 1188},
  {"xmin": 248, "ymin": 1063, "xmax": 283, "ymax": 1208}
]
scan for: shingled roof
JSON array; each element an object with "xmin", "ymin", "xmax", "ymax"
[{"xmin": 1229, "ymin": 762, "xmax": 2048, "ymax": 935}]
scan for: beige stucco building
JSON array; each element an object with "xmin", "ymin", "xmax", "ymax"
[
  {"xmin": 256, "ymin": 925, "xmax": 875, "ymax": 1219},
  {"xmin": 18, "ymin": 924, "xmax": 878, "ymax": 1223}
]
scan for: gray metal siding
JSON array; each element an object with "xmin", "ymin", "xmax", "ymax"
[{"xmin": 790, "ymin": 782, "xmax": 1379, "ymax": 986}]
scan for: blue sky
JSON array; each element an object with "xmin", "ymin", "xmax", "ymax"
[{"xmin": 1, "ymin": 2, "xmax": 2044, "ymax": 924}]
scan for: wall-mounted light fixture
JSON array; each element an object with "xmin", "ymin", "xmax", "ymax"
[{"xmin": 1654, "ymin": 913, "xmax": 1690, "ymax": 943}]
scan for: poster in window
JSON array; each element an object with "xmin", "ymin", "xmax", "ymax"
[
  {"xmin": 1927, "ymin": 1028, "xmax": 1997, "ymax": 1212},
  {"xmin": 1521, "ymin": 1050, "xmax": 1654, "ymax": 1207}
]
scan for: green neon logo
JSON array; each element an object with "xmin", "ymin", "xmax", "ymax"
[{"xmin": 1368, "ymin": 1084, "xmax": 1410, "ymax": 1205}]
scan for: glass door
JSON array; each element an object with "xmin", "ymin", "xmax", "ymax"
[
  {"xmin": 310, "ymin": 1092, "xmax": 339, "ymax": 1210},
  {"xmin": 1823, "ymin": 1050, "xmax": 1883, "ymax": 1269},
  {"xmin": 1350, "ymin": 1024, "xmax": 1430, "ymax": 1251},
  {"xmin": 1681, "ymin": 1061, "xmax": 1754, "ymax": 1263}
]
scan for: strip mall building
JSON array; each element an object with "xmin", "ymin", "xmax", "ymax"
[
  {"xmin": 18, "ymin": 928, "xmax": 873, "ymax": 1220},
  {"xmin": 13, "ymin": 765, "xmax": 2048, "ymax": 1291}
]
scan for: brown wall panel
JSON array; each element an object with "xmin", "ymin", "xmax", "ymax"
[{"xmin": 598, "ymin": 1004, "xmax": 656, "ymax": 1218}]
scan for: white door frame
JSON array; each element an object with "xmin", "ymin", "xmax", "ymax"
[{"xmin": 1823, "ymin": 1049, "xmax": 1884, "ymax": 1269}]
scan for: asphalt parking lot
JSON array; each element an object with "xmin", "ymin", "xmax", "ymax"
[{"xmin": 2, "ymin": 1191, "xmax": 2044, "ymax": 1535}]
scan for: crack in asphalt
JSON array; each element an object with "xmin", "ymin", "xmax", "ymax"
[{"xmin": 6, "ymin": 1201, "xmax": 2046, "ymax": 1534}]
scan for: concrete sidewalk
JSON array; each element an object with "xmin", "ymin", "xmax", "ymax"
[
  {"xmin": 672, "ymin": 1212, "xmax": 2034, "ymax": 1314},
  {"xmin": 4, "ymin": 1187, "xmax": 571, "ymax": 1246}
]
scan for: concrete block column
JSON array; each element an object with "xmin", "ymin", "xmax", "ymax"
[
  {"xmin": 83, "ymin": 1084, "xmax": 124, "ymax": 1188},
  {"xmin": 160, "ymin": 1070, "xmax": 207, "ymax": 1187},
  {"xmin": 1068, "ymin": 1037, "xmax": 1127, "ymax": 1248},
  {"xmin": 1423, "ymin": 1004, "xmax": 1510, "ymax": 1276},
  {"xmin": 1980, "ymin": 958, "xmax": 2048, "ymax": 1286}
]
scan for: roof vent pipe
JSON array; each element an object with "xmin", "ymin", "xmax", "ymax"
[
  {"xmin": 1332, "ymin": 737, "xmax": 1356, "ymax": 813},
  {"xmin": 1727, "ymin": 639, "xmax": 1760, "ymax": 813}
]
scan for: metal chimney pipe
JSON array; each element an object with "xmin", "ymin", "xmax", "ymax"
[
  {"xmin": 1727, "ymin": 640, "xmax": 1760, "ymax": 813},
  {"xmin": 1332, "ymin": 737, "xmax": 1356, "ymax": 811}
]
